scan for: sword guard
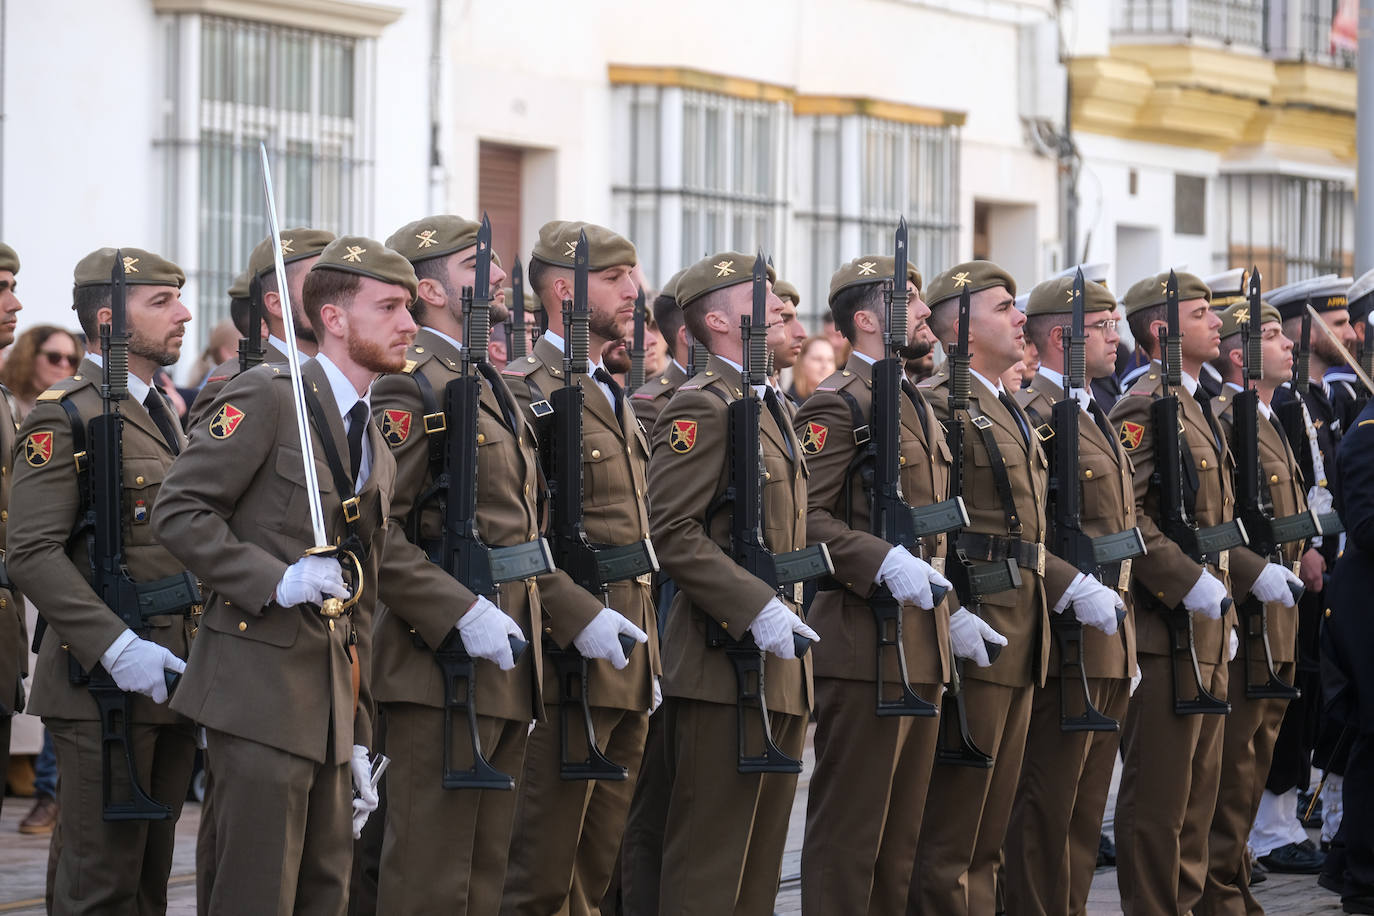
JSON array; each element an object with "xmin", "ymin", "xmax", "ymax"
[{"xmin": 304, "ymin": 544, "xmax": 365, "ymax": 619}]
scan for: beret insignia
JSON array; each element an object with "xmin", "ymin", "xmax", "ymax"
[
  {"xmin": 209, "ymin": 404, "xmax": 246, "ymax": 440},
  {"xmin": 24, "ymin": 431, "xmax": 52, "ymax": 467},
  {"xmin": 1119, "ymin": 421, "xmax": 1145, "ymax": 451},
  {"xmin": 801, "ymin": 422, "xmax": 828, "ymax": 455},
  {"xmin": 669, "ymin": 419, "xmax": 697, "ymax": 453},
  {"xmin": 381, "ymin": 409, "xmax": 412, "ymax": 448}
]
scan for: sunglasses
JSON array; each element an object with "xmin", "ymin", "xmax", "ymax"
[{"xmin": 40, "ymin": 351, "xmax": 80, "ymax": 369}]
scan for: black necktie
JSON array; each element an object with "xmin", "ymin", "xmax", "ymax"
[
  {"xmin": 346, "ymin": 401, "xmax": 369, "ymax": 486},
  {"xmin": 594, "ymin": 367, "xmax": 625, "ymax": 421},
  {"xmin": 1088, "ymin": 399, "xmax": 1118, "ymax": 453},
  {"xmin": 763, "ymin": 387, "xmax": 795, "ymax": 460},
  {"xmin": 476, "ymin": 361, "xmax": 521, "ymax": 433},
  {"xmin": 1193, "ymin": 388, "xmax": 1222, "ymax": 453},
  {"xmin": 143, "ymin": 390, "xmax": 181, "ymax": 455},
  {"xmin": 998, "ymin": 391, "xmax": 1030, "ymax": 446}
]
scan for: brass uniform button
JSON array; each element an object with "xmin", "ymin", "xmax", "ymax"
[
  {"xmin": 1326, "ymin": 608, "xmax": 1332, "ymax": 618},
  {"xmin": 1156, "ymin": 591, "xmax": 1165, "ymax": 599},
  {"xmin": 0, "ymin": 599, "xmax": 7, "ymax": 609},
  {"xmin": 720, "ymin": 621, "xmax": 728, "ymax": 629},
  {"xmin": 1200, "ymin": 460, "xmax": 1208, "ymax": 469},
  {"xmin": 476, "ymin": 434, "xmax": 485, "ymax": 444},
  {"xmin": 1, "ymin": 510, "xmax": 7, "ymax": 522},
  {"xmin": 591, "ymin": 449, "xmax": 601, "ymax": 459},
  {"xmin": 238, "ymin": 621, "xmax": 247, "ymax": 631},
  {"xmin": 1085, "ymin": 470, "xmax": 1093, "ymax": 479},
  {"xmin": 764, "ymin": 472, "xmax": 771, "ymax": 480},
  {"xmin": 899, "ymin": 456, "xmax": 907, "ymax": 466},
  {"xmin": 136, "ymin": 476, "xmax": 145, "ymax": 485},
  {"xmin": 329, "ymin": 619, "xmax": 336, "ymax": 631},
  {"xmin": 1270, "ymin": 475, "xmax": 1279, "ymax": 484}
]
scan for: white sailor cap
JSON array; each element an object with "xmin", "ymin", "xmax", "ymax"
[{"xmin": 1267, "ymin": 274, "xmax": 1351, "ymax": 320}]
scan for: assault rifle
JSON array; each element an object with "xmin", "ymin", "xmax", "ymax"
[
  {"xmin": 509, "ymin": 258, "xmax": 528, "ymax": 363},
  {"xmin": 1046, "ymin": 269, "xmax": 1143, "ymax": 732},
  {"xmin": 865, "ymin": 219, "xmax": 964, "ymax": 717},
  {"xmin": 238, "ymin": 272, "xmax": 266, "ymax": 372},
  {"xmin": 1232, "ymin": 268, "xmax": 1309, "ymax": 700},
  {"xmin": 936, "ymin": 282, "xmax": 1002, "ymax": 768},
  {"xmin": 81, "ymin": 252, "xmax": 201, "ymax": 819},
  {"xmin": 705, "ymin": 253, "xmax": 833, "ymax": 773},
  {"xmin": 547, "ymin": 230, "xmax": 657, "ymax": 780},
  {"xmin": 427, "ymin": 215, "xmax": 547, "ymax": 789},
  {"xmin": 629, "ymin": 286, "xmax": 647, "ymax": 391},
  {"xmin": 1149, "ymin": 270, "xmax": 1245, "ymax": 715}
]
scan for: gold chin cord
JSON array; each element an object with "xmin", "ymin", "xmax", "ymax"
[{"xmin": 304, "ymin": 544, "xmax": 365, "ymax": 619}]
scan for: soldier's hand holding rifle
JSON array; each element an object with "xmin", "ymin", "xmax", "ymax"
[
  {"xmin": 573, "ymin": 607, "xmax": 649, "ymax": 670},
  {"xmin": 947, "ymin": 608, "xmax": 1006, "ymax": 667},
  {"xmin": 748, "ymin": 597, "xmax": 820, "ymax": 661},
  {"xmin": 103, "ymin": 634, "xmax": 186, "ymax": 704},
  {"xmin": 275, "ymin": 555, "xmax": 349, "ymax": 607},
  {"xmin": 457, "ymin": 596, "xmax": 527, "ymax": 671},
  {"xmin": 875, "ymin": 545, "xmax": 952, "ymax": 611},
  {"xmin": 1053, "ymin": 573, "xmax": 1125, "ymax": 636},
  {"xmin": 349, "ymin": 746, "xmax": 386, "ymax": 839},
  {"xmin": 1182, "ymin": 569, "xmax": 1228, "ymax": 620},
  {"xmin": 1248, "ymin": 562, "xmax": 1304, "ymax": 608}
]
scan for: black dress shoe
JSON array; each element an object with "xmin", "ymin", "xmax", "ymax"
[
  {"xmin": 1320, "ymin": 871, "xmax": 1346, "ymax": 895},
  {"xmin": 1258, "ymin": 840, "xmax": 1326, "ymax": 874},
  {"xmin": 1097, "ymin": 833, "xmax": 1116, "ymax": 867}
]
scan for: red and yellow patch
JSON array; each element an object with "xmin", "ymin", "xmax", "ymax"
[
  {"xmin": 381, "ymin": 410, "xmax": 412, "ymax": 448},
  {"xmin": 669, "ymin": 419, "xmax": 697, "ymax": 453},
  {"xmin": 24, "ymin": 431, "xmax": 52, "ymax": 467},
  {"xmin": 800, "ymin": 422, "xmax": 828, "ymax": 455},
  {"xmin": 1119, "ymin": 421, "xmax": 1145, "ymax": 451},
  {"xmin": 209, "ymin": 404, "xmax": 245, "ymax": 440}
]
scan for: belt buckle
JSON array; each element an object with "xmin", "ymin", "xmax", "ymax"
[
  {"xmin": 972, "ymin": 415, "xmax": 993, "ymax": 430},
  {"xmin": 793, "ymin": 582, "xmax": 805, "ymax": 605},
  {"xmin": 1118, "ymin": 558, "xmax": 1133, "ymax": 592},
  {"xmin": 423, "ymin": 412, "xmax": 446, "ymax": 434},
  {"xmin": 1034, "ymin": 542, "xmax": 1046, "ymax": 578},
  {"xmin": 1217, "ymin": 549, "xmax": 1230, "ymax": 574},
  {"xmin": 636, "ymin": 572, "xmax": 653, "ymax": 586},
  {"xmin": 342, "ymin": 497, "xmax": 361, "ymax": 524}
]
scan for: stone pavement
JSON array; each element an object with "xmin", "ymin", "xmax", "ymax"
[{"xmin": 0, "ymin": 727, "xmax": 1346, "ymax": 914}]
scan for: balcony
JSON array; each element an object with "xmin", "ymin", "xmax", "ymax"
[{"xmin": 1115, "ymin": 0, "xmax": 1267, "ymax": 49}]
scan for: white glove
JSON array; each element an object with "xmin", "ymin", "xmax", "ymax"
[
  {"xmin": 748, "ymin": 597, "xmax": 820, "ymax": 660},
  {"xmin": 1130, "ymin": 670, "xmax": 1142, "ymax": 697},
  {"xmin": 573, "ymin": 608, "xmax": 648, "ymax": 670},
  {"xmin": 275, "ymin": 555, "xmax": 348, "ymax": 607},
  {"xmin": 948, "ymin": 607, "xmax": 1007, "ymax": 667},
  {"xmin": 1181, "ymin": 569, "xmax": 1228, "ymax": 620},
  {"xmin": 106, "ymin": 635, "xmax": 185, "ymax": 704},
  {"xmin": 1054, "ymin": 573, "xmax": 1124, "ymax": 636},
  {"xmin": 1249, "ymin": 563, "xmax": 1303, "ymax": 608},
  {"xmin": 1229, "ymin": 628, "xmax": 1240, "ymax": 662},
  {"xmin": 875, "ymin": 545, "xmax": 952, "ymax": 610},
  {"xmin": 650, "ymin": 676, "xmax": 663, "ymax": 715},
  {"xmin": 456, "ymin": 596, "xmax": 525, "ymax": 671},
  {"xmin": 350, "ymin": 745, "xmax": 379, "ymax": 840}
]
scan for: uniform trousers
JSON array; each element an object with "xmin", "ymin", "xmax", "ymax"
[
  {"xmin": 658, "ymin": 697, "xmax": 805, "ymax": 916},
  {"xmin": 47, "ymin": 716, "xmax": 195, "ymax": 916},
  {"xmin": 1005, "ymin": 676, "xmax": 1130, "ymax": 916},
  {"xmin": 377, "ymin": 702, "xmax": 526, "ymax": 916},
  {"xmin": 621, "ymin": 707, "xmax": 670, "ymax": 916},
  {"xmin": 203, "ymin": 727, "xmax": 353, "ymax": 916},
  {"xmin": 910, "ymin": 679, "xmax": 1034, "ymax": 916},
  {"xmin": 1341, "ymin": 730, "xmax": 1374, "ymax": 896},
  {"xmin": 1196, "ymin": 659, "xmax": 1294, "ymax": 916},
  {"xmin": 801, "ymin": 676, "xmax": 942, "ymax": 915},
  {"xmin": 502, "ymin": 702, "xmax": 648, "ymax": 916},
  {"xmin": 1115, "ymin": 654, "xmax": 1227, "ymax": 916}
]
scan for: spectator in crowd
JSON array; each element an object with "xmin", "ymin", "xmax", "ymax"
[
  {"xmin": 788, "ymin": 334, "xmax": 837, "ymax": 403},
  {"xmin": 0, "ymin": 325, "xmax": 82, "ymax": 417}
]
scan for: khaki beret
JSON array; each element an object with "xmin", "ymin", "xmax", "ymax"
[
  {"xmin": 530, "ymin": 220, "xmax": 636, "ymax": 271},
  {"xmin": 658, "ymin": 268, "xmax": 686, "ymax": 303},
  {"xmin": 386, "ymin": 215, "xmax": 482, "ymax": 264},
  {"xmin": 310, "ymin": 236, "xmax": 418, "ymax": 300},
  {"xmin": 925, "ymin": 260, "xmax": 1016, "ymax": 310},
  {"xmin": 1121, "ymin": 270, "xmax": 1211, "ymax": 317},
  {"xmin": 0, "ymin": 243, "xmax": 18, "ymax": 275},
  {"xmin": 248, "ymin": 227, "xmax": 337, "ymax": 279},
  {"xmin": 1216, "ymin": 299, "xmax": 1281, "ymax": 339},
  {"xmin": 1025, "ymin": 275, "xmax": 1115, "ymax": 317},
  {"xmin": 774, "ymin": 279, "xmax": 801, "ymax": 307},
  {"xmin": 74, "ymin": 247, "xmax": 185, "ymax": 289},
  {"xmin": 676, "ymin": 252, "xmax": 777, "ymax": 310},
  {"xmin": 828, "ymin": 255, "xmax": 923, "ymax": 306},
  {"xmin": 227, "ymin": 268, "xmax": 252, "ymax": 300}
]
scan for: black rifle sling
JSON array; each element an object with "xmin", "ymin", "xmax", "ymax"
[
  {"xmin": 301, "ymin": 385, "xmax": 365, "ymax": 556},
  {"xmin": 835, "ymin": 386, "xmax": 873, "ymax": 528},
  {"xmin": 968, "ymin": 413, "xmax": 1023, "ymax": 537},
  {"xmin": 901, "ymin": 379, "xmax": 934, "ymax": 446}
]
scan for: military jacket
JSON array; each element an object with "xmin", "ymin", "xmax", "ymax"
[
  {"xmin": 646, "ymin": 355, "xmax": 812, "ymax": 714},
  {"xmin": 155, "ymin": 360, "xmax": 393, "ymax": 762},
  {"xmin": 1015, "ymin": 372, "xmax": 1137, "ymax": 679},
  {"xmin": 502, "ymin": 334, "xmax": 658, "ymax": 712},
  {"xmin": 0, "ymin": 386, "xmax": 25, "ymax": 714},
  {"xmin": 187, "ymin": 340, "xmax": 287, "ymax": 430},
  {"xmin": 629, "ymin": 360, "xmax": 688, "ymax": 436},
  {"xmin": 9, "ymin": 358, "xmax": 191, "ymax": 723},
  {"xmin": 795, "ymin": 352, "xmax": 952, "ymax": 686}
]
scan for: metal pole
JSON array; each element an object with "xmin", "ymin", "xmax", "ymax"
[{"xmin": 1358, "ymin": 0, "xmax": 1374, "ymax": 273}]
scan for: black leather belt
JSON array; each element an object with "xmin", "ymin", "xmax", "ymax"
[{"xmin": 956, "ymin": 532, "xmax": 1046, "ymax": 576}]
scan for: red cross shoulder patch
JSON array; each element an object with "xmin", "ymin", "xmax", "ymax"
[
  {"xmin": 381, "ymin": 410, "xmax": 412, "ymax": 447},
  {"xmin": 669, "ymin": 419, "xmax": 697, "ymax": 453}
]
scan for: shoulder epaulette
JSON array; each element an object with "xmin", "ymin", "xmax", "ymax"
[
  {"xmin": 502, "ymin": 355, "xmax": 543, "ymax": 378},
  {"xmin": 401, "ymin": 359, "xmax": 419, "ymax": 374},
  {"xmin": 632, "ymin": 376, "xmax": 677, "ymax": 400},
  {"xmin": 36, "ymin": 374, "xmax": 90, "ymax": 402}
]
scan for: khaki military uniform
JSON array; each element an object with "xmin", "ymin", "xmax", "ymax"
[
  {"xmin": 646, "ymin": 355, "xmax": 812, "ymax": 915},
  {"xmin": 795, "ymin": 353, "xmax": 953, "ymax": 914},
  {"xmin": 629, "ymin": 360, "xmax": 688, "ymax": 436},
  {"xmin": 0, "ymin": 384, "xmax": 26, "ymax": 814},
  {"xmin": 1107, "ymin": 363, "xmax": 1261, "ymax": 916},
  {"xmin": 911, "ymin": 367, "xmax": 1078, "ymax": 915},
  {"xmin": 1004, "ymin": 370, "xmax": 1140, "ymax": 915},
  {"xmin": 1196, "ymin": 390, "xmax": 1307, "ymax": 916},
  {"xmin": 154, "ymin": 359, "xmax": 394, "ymax": 916},
  {"xmin": 8, "ymin": 359, "xmax": 195, "ymax": 915},
  {"xmin": 500, "ymin": 334, "xmax": 659, "ymax": 916},
  {"xmin": 187, "ymin": 340, "xmax": 287, "ymax": 430}
]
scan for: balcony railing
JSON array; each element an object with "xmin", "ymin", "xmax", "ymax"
[{"xmin": 1115, "ymin": 0, "xmax": 1268, "ymax": 49}]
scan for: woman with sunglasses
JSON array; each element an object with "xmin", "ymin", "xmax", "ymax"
[{"xmin": 0, "ymin": 325, "xmax": 83, "ymax": 418}]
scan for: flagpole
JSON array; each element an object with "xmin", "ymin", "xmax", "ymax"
[{"xmin": 1358, "ymin": 0, "xmax": 1374, "ymax": 273}]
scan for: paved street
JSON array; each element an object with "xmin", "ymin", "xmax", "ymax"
[{"xmin": 0, "ymin": 726, "xmax": 1345, "ymax": 914}]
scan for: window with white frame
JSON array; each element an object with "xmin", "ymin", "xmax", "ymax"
[
  {"xmin": 1213, "ymin": 172, "xmax": 1353, "ymax": 286},
  {"xmin": 612, "ymin": 84, "xmax": 788, "ymax": 289},
  {"xmin": 161, "ymin": 14, "xmax": 375, "ymax": 343},
  {"xmin": 794, "ymin": 115, "xmax": 960, "ymax": 327}
]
